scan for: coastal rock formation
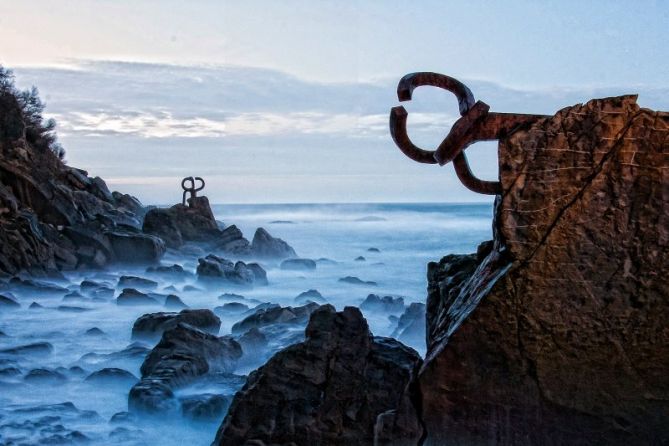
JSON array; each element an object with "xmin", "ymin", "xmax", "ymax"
[
  {"xmin": 214, "ymin": 305, "xmax": 422, "ymax": 446},
  {"xmin": 250, "ymin": 227, "xmax": 297, "ymax": 259},
  {"xmin": 142, "ymin": 196, "xmax": 220, "ymax": 248},
  {"xmin": 0, "ymin": 71, "xmax": 162, "ymax": 275},
  {"xmin": 128, "ymin": 323, "xmax": 242, "ymax": 414},
  {"xmin": 419, "ymin": 96, "xmax": 669, "ymax": 444},
  {"xmin": 131, "ymin": 309, "xmax": 221, "ymax": 341},
  {"xmin": 196, "ymin": 254, "xmax": 267, "ymax": 287}
]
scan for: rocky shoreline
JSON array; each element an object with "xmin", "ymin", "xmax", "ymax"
[{"xmin": 1, "ymin": 65, "xmax": 668, "ymax": 446}]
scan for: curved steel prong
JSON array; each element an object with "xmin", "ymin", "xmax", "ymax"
[
  {"xmin": 389, "ymin": 106, "xmax": 438, "ymax": 164},
  {"xmin": 193, "ymin": 177, "xmax": 205, "ymax": 192},
  {"xmin": 397, "ymin": 72, "xmax": 475, "ymax": 115},
  {"xmin": 452, "ymin": 152, "xmax": 501, "ymax": 195}
]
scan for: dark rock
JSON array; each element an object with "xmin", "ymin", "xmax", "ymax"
[
  {"xmin": 142, "ymin": 207, "xmax": 183, "ymax": 248},
  {"xmin": 80, "ymin": 279, "xmax": 103, "ymax": 290},
  {"xmin": 62, "ymin": 290, "xmax": 85, "ymax": 300},
  {"xmin": 142, "ymin": 197, "xmax": 220, "ymax": 248},
  {"xmin": 245, "ymin": 262, "xmax": 268, "ymax": 286},
  {"xmin": 132, "ymin": 309, "xmax": 221, "ymax": 341},
  {"xmin": 146, "ymin": 264, "xmax": 186, "ymax": 275},
  {"xmin": 214, "ymin": 305, "xmax": 422, "ymax": 445},
  {"xmin": 0, "ymin": 366, "xmax": 21, "ymax": 378},
  {"xmin": 418, "ymin": 96, "xmax": 669, "ymax": 444},
  {"xmin": 338, "ymin": 276, "xmax": 377, "ymax": 286},
  {"xmin": 391, "ymin": 303, "xmax": 425, "ymax": 347},
  {"xmin": 280, "ymin": 258, "xmax": 316, "ymax": 271},
  {"xmin": 85, "ymin": 327, "xmax": 105, "ymax": 336},
  {"xmin": 128, "ymin": 323, "xmax": 242, "ymax": 414},
  {"xmin": 360, "ymin": 294, "xmax": 405, "ymax": 313},
  {"xmin": 29, "ymin": 301, "xmax": 43, "ymax": 309},
  {"xmin": 237, "ymin": 327, "xmax": 269, "ymax": 358},
  {"xmin": 196, "ymin": 254, "xmax": 257, "ymax": 287},
  {"xmin": 355, "ymin": 256, "xmax": 366, "ymax": 261},
  {"xmin": 24, "ymin": 368, "xmax": 67, "ymax": 384},
  {"xmin": 215, "ymin": 225, "xmax": 251, "ymax": 254},
  {"xmin": 294, "ymin": 289, "xmax": 327, "ymax": 304},
  {"xmin": 117, "ymin": 275, "xmax": 158, "ymax": 290},
  {"xmin": 57, "ymin": 305, "xmax": 91, "ymax": 312},
  {"xmin": 231, "ymin": 302, "xmax": 320, "ymax": 335},
  {"xmin": 109, "ymin": 411, "xmax": 137, "ymax": 424},
  {"xmin": 218, "ymin": 293, "xmax": 245, "ymax": 302},
  {"xmin": 317, "ymin": 257, "xmax": 338, "ymax": 265},
  {"xmin": 85, "ymin": 368, "xmax": 137, "ymax": 385},
  {"xmin": 164, "ymin": 294, "xmax": 187, "ymax": 309},
  {"xmin": 180, "ymin": 394, "xmax": 231, "ymax": 422},
  {"xmin": 367, "ymin": 247, "xmax": 381, "ymax": 253},
  {"xmin": 116, "ymin": 288, "xmax": 160, "ymax": 306},
  {"xmin": 250, "ymin": 227, "xmax": 297, "ymax": 259},
  {"xmin": 0, "ymin": 342, "xmax": 53, "ymax": 356},
  {"xmin": 0, "ymin": 293, "xmax": 20, "ymax": 308},
  {"xmin": 107, "ymin": 230, "xmax": 165, "ymax": 264}
]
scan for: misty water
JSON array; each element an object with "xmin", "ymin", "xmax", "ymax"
[{"xmin": 0, "ymin": 202, "xmax": 492, "ymax": 445}]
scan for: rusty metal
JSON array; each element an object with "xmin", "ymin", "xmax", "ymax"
[
  {"xmin": 389, "ymin": 72, "xmax": 548, "ymax": 195},
  {"xmin": 181, "ymin": 176, "xmax": 205, "ymax": 206}
]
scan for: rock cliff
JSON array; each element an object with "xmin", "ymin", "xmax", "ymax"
[{"xmin": 420, "ymin": 95, "xmax": 669, "ymax": 445}]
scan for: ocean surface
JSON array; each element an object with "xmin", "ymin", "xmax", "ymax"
[{"xmin": 0, "ymin": 202, "xmax": 493, "ymax": 446}]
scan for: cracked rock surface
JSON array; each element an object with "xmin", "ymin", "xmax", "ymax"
[{"xmin": 420, "ymin": 96, "xmax": 669, "ymax": 445}]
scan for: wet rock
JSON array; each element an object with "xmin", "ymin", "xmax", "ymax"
[
  {"xmin": 360, "ymin": 294, "xmax": 405, "ymax": 313},
  {"xmin": 142, "ymin": 198, "xmax": 220, "ymax": 248},
  {"xmin": 218, "ymin": 293, "xmax": 245, "ymax": 302},
  {"xmin": 0, "ymin": 292, "xmax": 20, "ymax": 308},
  {"xmin": 142, "ymin": 207, "xmax": 184, "ymax": 248},
  {"xmin": 355, "ymin": 256, "xmax": 366, "ymax": 261},
  {"xmin": 132, "ymin": 309, "xmax": 221, "ymax": 341},
  {"xmin": 0, "ymin": 342, "xmax": 53, "ymax": 356},
  {"xmin": 29, "ymin": 301, "xmax": 43, "ymax": 309},
  {"xmin": 80, "ymin": 279, "xmax": 103, "ymax": 290},
  {"xmin": 231, "ymin": 302, "xmax": 320, "ymax": 335},
  {"xmin": 57, "ymin": 305, "xmax": 91, "ymax": 312},
  {"xmin": 214, "ymin": 302, "xmax": 249, "ymax": 315},
  {"xmin": 84, "ymin": 327, "xmax": 105, "ymax": 336},
  {"xmin": 214, "ymin": 305, "xmax": 422, "ymax": 445},
  {"xmin": 250, "ymin": 227, "xmax": 297, "ymax": 259},
  {"xmin": 164, "ymin": 294, "xmax": 187, "ymax": 309},
  {"xmin": 107, "ymin": 230, "xmax": 165, "ymax": 264},
  {"xmin": 8, "ymin": 277, "xmax": 68, "ymax": 295},
  {"xmin": 180, "ymin": 394, "xmax": 231, "ymax": 422},
  {"xmin": 109, "ymin": 411, "xmax": 137, "ymax": 425},
  {"xmin": 338, "ymin": 276, "xmax": 377, "ymax": 286},
  {"xmin": 85, "ymin": 368, "xmax": 137, "ymax": 385},
  {"xmin": 317, "ymin": 257, "xmax": 338, "ymax": 265},
  {"xmin": 129, "ymin": 323, "xmax": 242, "ymax": 414},
  {"xmin": 246, "ymin": 262, "xmax": 268, "ymax": 286},
  {"xmin": 237, "ymin": 327, "xmax": 269, "ymax": 359},
  {"xmin": 116, "ymin": 288, "xmax": 160, "ymax": 306},
  {"xmin": 367, "ymin": 247, "xmax": 381, "ymax": 253},
  {"xmin": 215, "ymin": 225, "xmax": 251, "ymax": 254},
  {"xmin": 294, "ymin": 289, "xmax": 327, "ymax": 304},
  {"xmin": 117, "ymin": 275, "xmax": 158, "ymax": 290},
  {"xmin": 24, "ymin": 368, "xmax": 67, "ymax": 384},
  {"xmin": 0, "ymin": 366, "xmax": 22, "ymax": 378},
  {"xmin": 62, "ymin": 290, "xmax": 86, "ymax": 301},
  {"xmin": 196, "ymin": 254, "xmax": 259, "ymax": 287},
  {"xmin": 391, "ymin": 302, "xmax": 425, "ymax": 347},
  {"xmin": 280, "ymin": 258, "xmax": 316, "ymax": 271},
  {"xmin": 146, "ymin": 264, "xmax": 186, "ymax": 275},
  {"xmin": 418, "ymin": 96, "xmax": 669, "ymax": 444}
]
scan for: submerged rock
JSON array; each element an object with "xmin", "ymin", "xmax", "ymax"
[
  {"xmin": 294, "ymin": 289, "xmax": 327, "ymax": 304},
  {"xmin": 360, "ymin": 294, "xmax": 405, "ymax": 313},
  {"xmin": 85, "ymin": 368, "xmax": 138, "ymax": 385},
  {"xmin": 131, "ymin": 309, "xmax": 221, "ymax": 341},
  {"xmin": 231, "ymin": 302, "xmax": 320, "ymax": 335},
  {"xmin": 338, "ymin": 276, "xmax": 377, "ymax": 286},
  {"xmin": 0, "ymin": 293, "xmax": 20, "ymax": 308},
  {"xmin": 128, "ymin": 323, "xmax": 242, "ymax": 414},
  {"xmin": 0, "ymin": 342, "xmax": 53, "ymax": 356},
  {"xmin": 280, "ymin": 258, "xmax": 316, "ymax": 271},
  {"xmin": 180, "ymin": 394, "xmax": 231, "ymax": 422},
  {"xmin": 250, "ymin": 227, "xmax": 297, "ymax": 259},
  {"xmin": 214, "ymin": 305, "xmax": 422, "ymax": 445},
  {"xmin": 391, "ymin": 302, "xmax": 425, "ymax": 347},
  {"xmin": 197, "ymin": 254, "xmax": 265, "ymax": 287},
  {"xmin": 164, "ymin": 294, "xmax": 187, "ymax": 309},
  {"xmin": 116, "ymin": 288, "xmax": 160, "ymax": 306},
  {"xmin": 117, "ymin": 275, "xmax": 158, "ymax": 290}
]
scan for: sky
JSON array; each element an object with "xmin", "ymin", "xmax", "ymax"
[{"xmin": 0, "ymin": 0, "xmax": 667, "ymax": 204}]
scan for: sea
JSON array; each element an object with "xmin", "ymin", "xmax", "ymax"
[{"xmin": 0, "ymin": 202, "xmax": 493, "ymax": 446}]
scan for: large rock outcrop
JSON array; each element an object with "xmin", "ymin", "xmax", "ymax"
[
  {"xmin": 214, "ymin": 305, "xmax": 422, "ymax": 446},
  {"xmin": 419, "ymin": 96, "xmax": 669, "ymax": 445}
]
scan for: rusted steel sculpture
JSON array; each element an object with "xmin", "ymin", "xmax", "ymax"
[
  {"xmin": 181, "ymin": 176, "xmax": 205, "ymax": 206},
  {"xmin": 390, "ymin": 72, "xmax": 548, "ymax": 195}
]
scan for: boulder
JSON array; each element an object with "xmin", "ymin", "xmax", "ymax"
[
  {"xmin": 231, "ymin": 302, "xmax": 320, "ymax": 335},
  {"xmin": 215, "ymin": 225, "xmax": 251, "ymax": 254},
  {"xmin": 196, "ymin": 254, "xmax": 260, "ymax": 287},
  {"xmin": 280, "ymin": 258, "xmax": 316, "ymax": 271},
  {"xmin": 180, "ymin": 394, "xmax": 231, "ymax": 422},
  {"xmin": 85, "ymin": 368, "xmax": 138, "ymax": 385},
  {"xmin": 213, "ymin": 305, "xmax": 422, "ymax": 445},
  {"xmin": 142, "ymin": 197, "xmax": 220, "ymax": 248},
  {"xmin": 294, "ymin": 289, "xmax": 327, "ymax": 304},
  {"xmin": 360, "ymin": 294, "xmax": 405, "ymax": 313},
  {"xmin": 417, "ymin": 96, "xmax": 669, "ymax": 444},
  {"xmin": 250, "ymin": 227, "xmax": 297, "ymax": 259},
  {"xmin": 107, "ymin": 230, "xmax": 165, "ymax": 263},
  {"xmin": 117, "ymin": 275, "xmax": 158, "ymax": 290},
  {"xmin": 338, "ymin": 276, "xmax": 377, "ymax": 286},
  {"xmin": 164, "ymin": 294, "xmax": 187, "ymax": 309},
  {"xmin": 0, "ymin": 292, "xmax": 20, "ymax": 308},
  {"xmin": 131, "ymin": 309, "xmax": 221, "ymax": 341},
  {"xmin": 116, "ymin": 288, "xmax": 160, "ymax": 306},
  {"xmin": 142, "ymin": 208, "xmax": 184, "ymax": 248},
  {"xmin": 390, "ymin": 302, "xmax": 425, "ymax": 348},
  {"xmin": 128, "ymin": 323, "xmax": 242, "ymax": 414}
]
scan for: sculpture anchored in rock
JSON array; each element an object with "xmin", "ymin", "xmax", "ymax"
[
  {"xmin": 389, "ymin": 72, "xmax": 548, "ymax": 194},
  {"xmin": 181, "ymin": 176, "xmax": 205, "ymax": 206}
]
